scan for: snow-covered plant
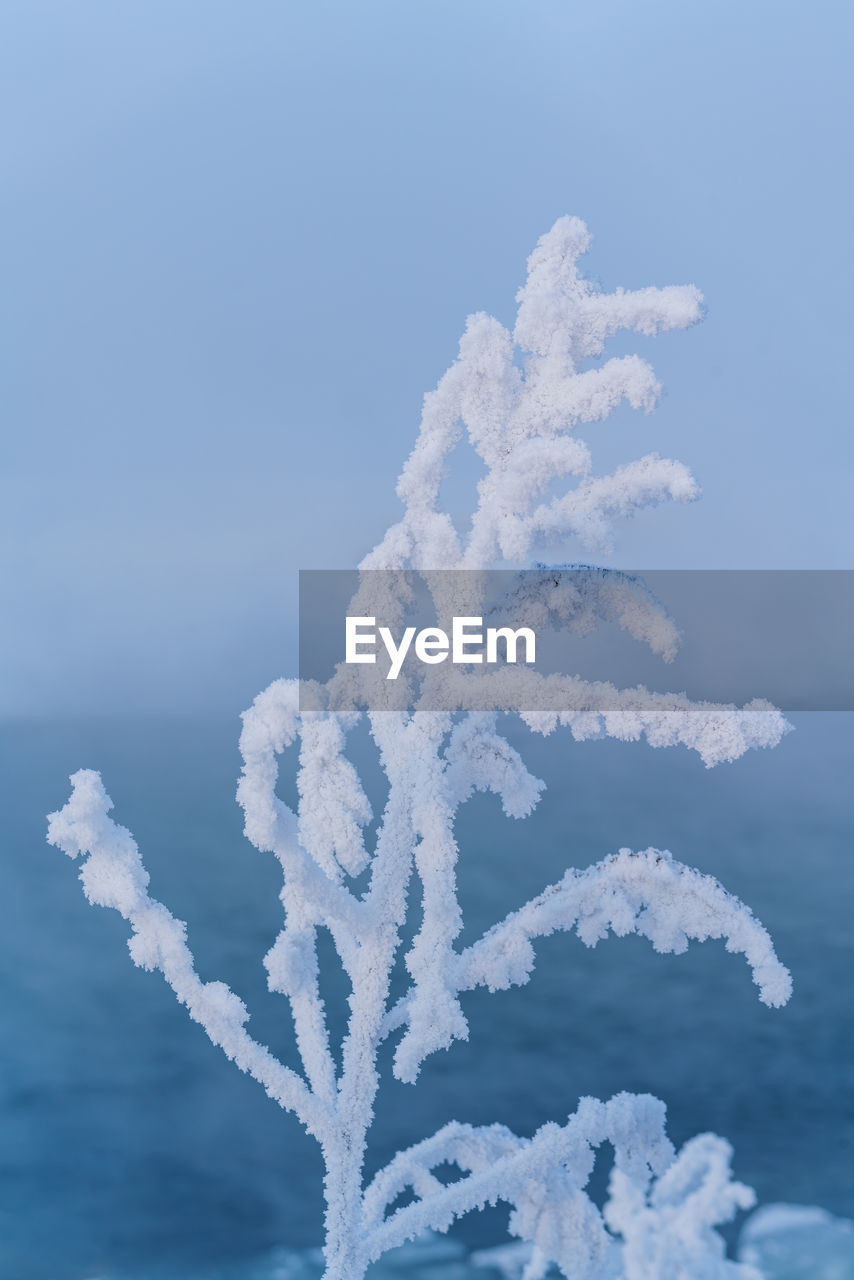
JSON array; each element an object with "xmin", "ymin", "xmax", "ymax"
[{"xmin": 48, "ymin": 217, "xmax": 791, "ymax": 1279}]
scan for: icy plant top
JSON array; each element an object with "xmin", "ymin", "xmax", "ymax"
[
  {"xmin": 363, "ymin": 215, "xmax": 702, "ymax": 571},
  {"xmin": 49, "ymin": 217, "xmax": 791, "ymax": 1280}
]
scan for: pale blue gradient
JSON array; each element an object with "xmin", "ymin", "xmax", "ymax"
[{"xmin": 2, "ymin": 0, "xmax": 852, "ymax": 713}]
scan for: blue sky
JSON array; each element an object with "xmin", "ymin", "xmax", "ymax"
[{"xmin": 2, "ymin": 0, "xmax": 852, "ymax": 715}]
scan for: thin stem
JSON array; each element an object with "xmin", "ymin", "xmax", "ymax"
[{"xmin": 319, "ymin": 712, "xmax": 421, "ymax": 1278}]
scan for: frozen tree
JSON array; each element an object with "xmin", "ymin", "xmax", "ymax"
[{"xmin": 48, "ymin": 218, "xmax": 791, "ymax": 1279}]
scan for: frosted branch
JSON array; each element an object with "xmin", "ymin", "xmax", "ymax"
[
  {"xmin": 361, "ymin": 215, "xmax": 704, "ymax": 573},
  {"xmin": 384, "ymin": 845, "xmax": 789, "ymax": 1082},
  {"xmin": 486, "ymin": 565, "xmax": 682, "ymax": 661},
  {"xmin": 457, "ymin": 847, "xmax": 791, "ymax": 1009},
  {"xmin": 519, "ymin": 452, "xmax": 699, "ymax": 557},
  {"xmin": 390, "ymin": 715, "xmax": 468, "ymax": 1083},
  {"xmin": 417, "ymin": 667, "xmax": 788, "ymax": 768},
  {"xmin": 47, "ymin": 215, "xmax": 792, "ymax": 1280},
  {"xmin": 364, "ymin": 1095, "xmax": 759, "ymax": 1278},
  {"xmin": 605, "ymin": 1133, "xmax": 762, "ymax": 1279},
  {"xmin": 237, "ymin": 679, "xmax": 368, "ymax": 943},
  {"xmin": 443, "ymin": 713, "xmax": 545, "ymax": 819},
  {"xmin": 362, "ymin": 1093, "xmax": 674, "ymax": 1275},
  {"xmin": 510, "ymin": 353, "xmax": 661, "ymax": 439},
  {"xmin": 47, "ymin": 769, "xmax": 327, "ymax": 1138}
]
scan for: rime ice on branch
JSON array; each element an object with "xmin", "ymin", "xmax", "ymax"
[
  {"xmin": 48, "ymin": 217, "xmax": 790, "ymax": 1279},
  {"xmin": 362, "ymin": 215, "xmax": 702, "ymax": 572}
]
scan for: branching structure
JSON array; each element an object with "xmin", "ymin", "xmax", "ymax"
[{"xmin": 48, "ymin": 218, "xmax": 791, "ymax": 1279}]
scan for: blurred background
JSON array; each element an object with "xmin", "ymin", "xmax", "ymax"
[{"xmin": 1, "ymin": 2, "xmax": 852, "ymax": 1276}]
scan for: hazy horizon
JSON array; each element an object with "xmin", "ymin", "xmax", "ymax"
[{"xmin": 3, "ymin": 0, "xmax": 852, "ymax": 716}]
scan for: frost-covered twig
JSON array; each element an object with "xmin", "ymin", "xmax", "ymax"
[
  {"xmin": 361, "ymin": 1092, "xmax": 759, "ymax": 1278},
  {"xmin": 47, "ymin": 769, "xmax": 327, "ymax": 1138},
  {"xmin": 362, "ymin": 217, "xmax": 703, "ymax": 574},
  {"xmin": 605, "ymin": 1133, "xmax": 763, "ymax": 1279},
  {"xmin": 382, "ymin": 847, "xmax": 791, "ymax": 1057},
  {"xmin": 456, "ymin": 848, "xmax": 791, "ymax": 1007},
  {"xmin": 362, "ymin": 1093, "xmax": 673, "ymax": 1273},
  {"xmin": 48, "ymin": 217, "xmax": 791, "ymax": 1279}
]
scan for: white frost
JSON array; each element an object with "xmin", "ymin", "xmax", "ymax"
[{"xmin": 48, "ymin": 218, "xmax": 792, "ymax": 1280}]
